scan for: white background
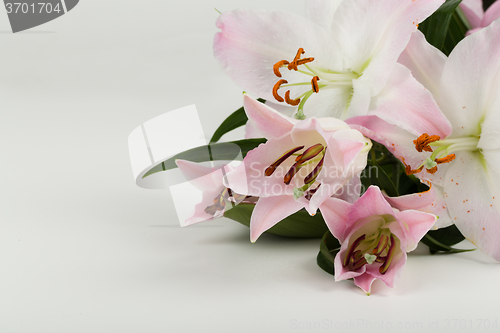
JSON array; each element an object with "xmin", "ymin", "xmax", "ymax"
[{"xmin": 1, "ymin": 0, "xmax": 499, "ymax": 332}]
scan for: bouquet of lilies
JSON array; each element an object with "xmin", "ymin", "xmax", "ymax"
[{"xmin": 132, "ymin": 0, "xmax": 500, "ymax": 294}]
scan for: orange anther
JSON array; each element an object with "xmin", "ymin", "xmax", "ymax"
[
  {"xmin": 297, "ymin": 57, "xmax": 314, "ymax": 66},
  {"xmin": 273, "ymin": 60, "xmax": 290, "ymax": 78},
  {"xmin": 435, "ymin": 154, "xmax": 456, "ymax": 164},
  {"xmin": 401, "ymin": 157, "xmax": 424, "ymax": 175},
  {"xmin": 406, "ymin": 165, "xmax": 424, "ymax": 175},
  {"xmin": 311, "ymin": 76, "xmax": 320, "ymax": 93},
  {"xmin": 426, "ymin": 166, "xmax": 438, "ymax": 174},
  {"xmin": 285, "ymin": 90, "xmax": 300, "ymax": 106},
  {"xmin": 413, "ymin": 133, "xmax": 440, "ymax": 152},
  {"xmin": 288, "ymin": 48, "xmax": 305, "ymax": 71},
  {"xmin": 272, "ymin": 79, "xmax": 288, "ymax": 103}
]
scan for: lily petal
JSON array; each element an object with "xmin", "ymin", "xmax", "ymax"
[
  {"xmin": 460, "ymin": 0, "xmax": 484, "ymax": 29},
  {"xmin": 305, "ymin": 0, "xmax": 343, "ymax": 31},
  {"xmin": 329, "ymin": 129, "xmax": 366, "ymax": 169},
  {"xmin": 365, "ymin": 251, "xmax": 406, "ymax": 288},
  {"xmin": 214, "ymin": 9, "xmax": 341, "ymax": 103},
  {"xmin": 368, "ymin": 63, "xmax": 452, "ymax": 138},
  {"xmin": 439, "ymin": 19, "xmax": 500, "ymax": 139},
  {"xmin": 250, "ymin": 195, "xmax": 305, "ymax": 242},
  {"xmin": 334, "ymin": 246, "xmax": 367, "ymax": 281},
  {"xmin": 344, "ymin": 186, "xmax": 394, "ymax": 235},
  {"xmin": 244, "ymin": 121, "xmax": 261, "ymax": 139},
  {"xmin": 320, "ymin": 197, "xmax": 353, "ymax": 241},
  {"xmin": 443, "ymin": 150, "xmax": 500, "ymax": 261},
  {"xmin": 483, "ymin": 1, "xmax": 500, "ymax": 28},
  {"xmin": 346, "ymin": 115, "xmax": 449, "ymax": 186},
  {"xmin": 383, "ymin": 186, "xmax": 452, "ymax": 229},
  {"xmin": 244, "ymin": 94, "xmax": 296, "ymax": 139},
  {"xmin": 353, "ymin": 273, "xmax": 377, "ymax": 295},
  {"xmin": 331, "ymin": 0, "xmax": 444, "ymax": 97},
  {"xmin": 223, "ymin": 135, "xmax": 297, "ymax": 197},
  {"xmin": 184, "ymin": 191, "xmax": 223, "ymax": 227},
  {"xmin": 395, "ymin": 210, "xmax": 437, "ymax": 251},
  {"xmin": 398, "ymin": 30, "xmax": 447, "ymax": 98}
]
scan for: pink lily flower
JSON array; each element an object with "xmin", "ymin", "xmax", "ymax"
[
  {"xmin": 214, "ymin": 0, "xmax": 444, "ymax": 121},
  {"xmin": 460, "ymin": 0, "xmax": 500, "ymax": 35},
  {"xmin": 175, "ymin": 160, "xmax": 249, "ymax": 226},
  {"xmin": 322, "ymin": 186, "xmax": 436, "ymax": 294},
  {"xmin": 224, "ymin": 95, "xmax": 371, "ymax": 242},
  {"xmin": 351, "ymin": 20, "xmax": 500, "ymax": 261}
]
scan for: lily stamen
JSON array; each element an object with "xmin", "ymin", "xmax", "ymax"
[
  {"xmin": 284, "ymin": 162, "xmax": 302, "ymax": 185},
  {"xmin": 304, "ymin": 184, "xmax": 321, "ymax": 200},
  {"xmin": 373, "ymin": 234, "xmax": 389, "ymax": 255},
  {"xmin": 287, "ymin": 48, "xmax": 315, "ymax": 71},
  {"xmin": 265, "ymin": 145, "xmax": 304, "ymax": 176},
  {"xmin": 273, "ymin": 60, "xmax": 290, "ymax": 77},
  {"xmin": 379, "ymin": 235, "xmax": 396, "ymax": 274},
  {"xmin": 352, "ymin": 250, "xmax": 363, "ymax": 262},
  {"xmin": 311, "ymin": 76, "xmax": 320, "ymax": 93},
  {"xmin": 435, "ymin": 154, "xmax": 456, "ymax": 164},
  {"xmin": 205, "ymin": 187, "xmax": 243, "ymax": 216},
  {"xmin": 285, "ymin": 90, "xmax": 300, "ymax": 106},
  {"xmin": 408, "ymin": 133, "xmax": 479, "ymax": 175},
  {"xmin": 343, "ymin": 234, "xmax": 366, "ymax": 267},
  {"xmin": 271, "ymin": 48, "xmax": 358, "ymax": 118},
  {"xmin": 353, "ymin": 257, "xmax": 368, "ymax": 270},
  {"xmin": 296, "ymin": 144, "xmax": 324, "ymax": 163},
  {"xmin": 304, "ymin": 151, "xmax": 325, "ymax": 184},
  {"xmin": 272, "ymin": 79, "xmax": 288, "ymax": 103},
  {"xmin": 265, "ymin": 143, "xmax": 327, "ymax": 190},
  {"xmin": 401, "ymin": 157, "xmax": 424, "ymax": 175},
  {"xmin": 413, "ymin": 133, "xmax": 440, "ymax": 152}
]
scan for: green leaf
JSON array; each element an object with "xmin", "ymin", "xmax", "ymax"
[
  {"xmin": 442, "ymin": 8, "xmax": 469, "ymax": 55},
  {"xmin": 209, "ymin": 98, "xmax": 265, "ymax": 143},
  {"xmin": 317, "ymin": 251, "xmax": 335, "ymax": 276},
  {"xmin": 369, "ymin": 149, "xmax": 399, "ymax": 197},
  {"xmin": 419, "ymin": 0, "xmax": 464, "ymax": 53},
  {"xmin": 143, "ymin": 138, "xmax": 266, "ymax": 178},
  {"xmin": 420, "ymin": 224, "xmax": 473, "ymax": 254},
  {"xmin": 223, "ymin": 203, "xmax": 329, "ymax": 238},
  {"xmin": 317, "ymin": 231, "xmax": 341, "ymax": 276}
]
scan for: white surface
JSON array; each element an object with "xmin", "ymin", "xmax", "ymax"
[{"xmin": 1, "ymin": 1, "xmax": 499, "ymax": 332}]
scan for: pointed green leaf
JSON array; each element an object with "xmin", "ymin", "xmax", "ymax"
[
  {"xmin": 317, "ymin": 251, "xmax": 335, "ymax": 276},
  {"xmin": 419, "ymin": 0, "xmax": 464, "ymax": 52},
  {"xmin": 369, "ymin": 149, "xmax": 399, "ymax": 197},
  {"xmin": 442, "ymin": 8, "xmax": 468, "ymax": 55},
  {"xmin": 223, "ymin": 203, "xmax": 328, "ymax": 238},
  {"xmin": 317, "ymin": 231, "xmax": 341, "ymax": 276},
  {"xmin": 420, "ymin": 225, "xmax": 473, "ymax": 254}
]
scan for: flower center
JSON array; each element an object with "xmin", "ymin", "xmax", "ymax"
[
  {"xmin": 343, "ymin": 226, "xmax": 397, "ymax": 274},
  {"xmin": 265, "ymin": 143, "xmax": 326, "ymax": 199},
  {"xmin": 272, "ymin": 48, "xmax": 359, "ymax": 120},
  {"xmin": 403, "ymin": 133, "xmax": 480, "ymax": 175}
]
